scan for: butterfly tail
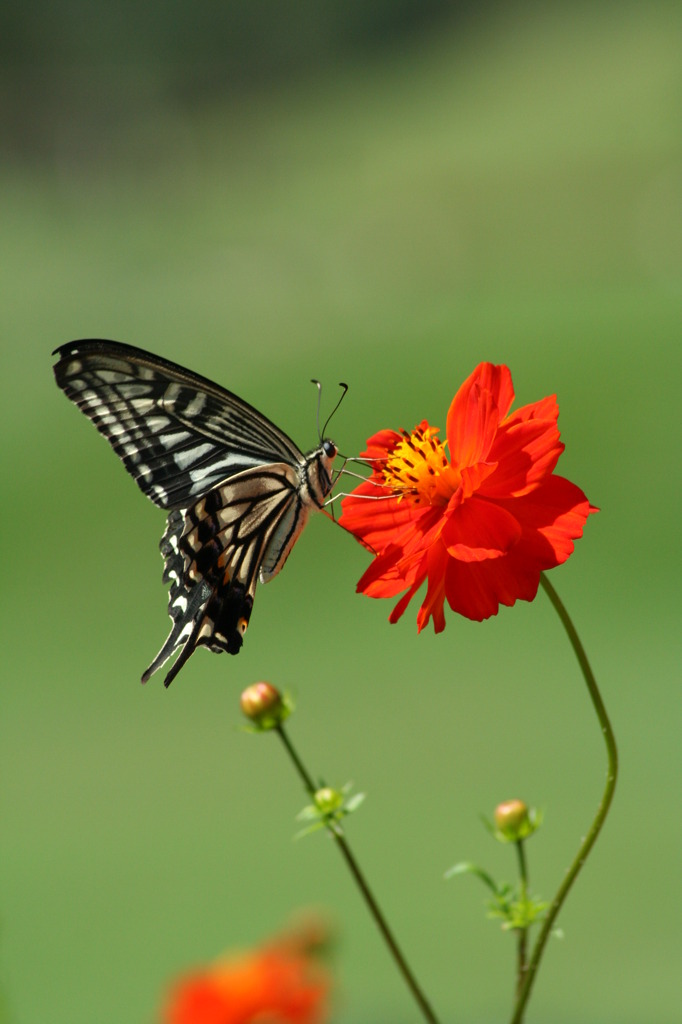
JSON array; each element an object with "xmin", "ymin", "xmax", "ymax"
[{"xmin": 141, "ymin": 579, "xmax": 213, "ymax": 686}]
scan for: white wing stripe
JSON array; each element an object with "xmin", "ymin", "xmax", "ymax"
[{"xmin": 172, "ymin": 443, "xmax": 216, "ymax": 471}]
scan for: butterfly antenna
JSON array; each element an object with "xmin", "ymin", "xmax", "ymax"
[
  {"xmin": 311, "ymin": 380, "xmax": 349, "ymax": 440},
  {"xmin": 311, "ymin": 379, "xmax": 323, "ymax": 442}
]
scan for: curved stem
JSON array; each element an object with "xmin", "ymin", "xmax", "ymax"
[
  {"xmin": 515, "ymin": 840, "xmax": 529, "ymax": 997},
  {"xmin": 509, "ymin": 573, "xmax": 618, "ymax": 1024},
  {"xmin": 275, "ymin": 724, "xmax": 441, "ymax": 1024}
]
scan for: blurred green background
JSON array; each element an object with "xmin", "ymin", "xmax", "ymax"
[{"xmin": 2, "ymin": 2, "xmax": 681, "ymax": 1021}]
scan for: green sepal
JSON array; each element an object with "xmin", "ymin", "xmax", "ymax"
[
  {"xmin": 445, "ymin": 860, "xmax": 549, "ymax": 933},
  {"xmin": 486, "ymin": 888, "xmax": 549, "ymax": 931},
  {"xmin": 444, "ymin": 861, "xmax": 499, "ymax": 893},
  {"xmin": 294, "ymin": 783, "xmax": 366, "ymax": 840}
]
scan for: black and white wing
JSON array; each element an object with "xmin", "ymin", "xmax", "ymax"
[
  {"xmin": 143, "ymin": 462, "xmax": 313, "ymax": 688},
  {"xmin": 53, "ymin": 339, "xmax": 304, "ymax": 509},
  {"xmin": 53, "ymin": 340, "xmax": 337, "ymax": 686}
]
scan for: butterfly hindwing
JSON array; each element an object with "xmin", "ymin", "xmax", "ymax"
[{"xmin": 144, "ymin": 464, "xmax": 309, "ymax": 686}]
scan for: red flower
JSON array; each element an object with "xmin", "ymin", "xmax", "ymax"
[
  {"xmin": 339, "ymin": 363, "xmax": 597, "ymax": 628},
  {"xmin": 161, "ymin": 927, "xmax": 330, "ymax": 1024}
]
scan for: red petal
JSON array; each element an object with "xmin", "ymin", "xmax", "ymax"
[
  {"xmin": 482, "ymin": 415, "xmax": 564, "ymax": 499},
  {"xmin": 340, "ymin": 493, "xmax": 441, "ymax": 562},
  {"xmin": 514, "ymin": 393, "xmax": 559, "ymax": 423},
  {"xmin": 443, "ymin": 496, "xmax": 522, "ymax": 561},
  {"xmin": 460, "ymin": 459, "xmax": 498, "ymax": 498},
  {"xmin": 462, "ymin": 363, "xmax": 515, "ymax": 419},
  {"xmin": 496, "ymin": 475, "xmax": 597, "ymax": 565},
  {"xmin": 446, "ymin": 380, "xmax": 497, "ymax": 467},
  {"xmin": 446, "ymin": 364, "xmax": 514, "ymax": 467},
  {"xmin": 441, "ymin": 476, "xmax": 596, "ymax": 620},
  {"xmin": 415, "ymin": 542, "xmax": 448, "ymax": 632},
  {"xmin": 356, "ymin": 545, "xmax": 419, "ymax": 598},
  {"xmin": 164, "ymin": 976, "xmax": 232, "ymax": 1024},
  {"xmin": 360, "ymin": 428, "xmax": 403, "ymax": 461},
  {"xmin": 444, "ymin": 550, "xmax": 541, "ymax": 620},
  {"xmin": 389, "ymin": 577, "xmax": 425, "ymax": 624},
  {"xmin": 340, "ymin": 488, "xmax": 418, "ymax": 548}
]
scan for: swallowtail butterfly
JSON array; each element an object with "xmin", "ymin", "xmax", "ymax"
[{"xmin": 53, "ymin": 340, "xmax": 339, "ymax": 687}]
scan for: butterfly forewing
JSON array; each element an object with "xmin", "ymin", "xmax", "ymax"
[
  {"xmin": 53, "ymin": 340, "xmax": 338, "ymax": 686},
  {"xmin": 53, "ymin": 339, "xmax": 304, "ymax": 509}
]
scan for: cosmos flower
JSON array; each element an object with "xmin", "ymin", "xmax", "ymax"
[
  {"xmin": 161, "ymin": 924, "xmax": 330, "ymax": 1024},
  {"xmin": 339, "ymin": 362, "xmax": 597, "ymax": 629}
]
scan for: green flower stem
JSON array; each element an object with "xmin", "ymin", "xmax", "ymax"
[
  {"xmin": 275, "ymin": 724, "xmax": 441, "ymax": 1024},
  {"xmin": 515, "ymin": 840, "xmax": 529, "ymax": 997},
  {"xmin": 509, "ymin": 573, "xmax": 618, "ymax": 1024}
]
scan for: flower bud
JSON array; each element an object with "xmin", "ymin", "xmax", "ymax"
[
  {"xmin": 313, "ymin": 787, "xmax": 344, "ymax": 816},
  {"xmin": 494, "ymin": 799, "xmax": 531, "ymax": 841},
  {"xmin": 240, "ymin": 682, "xmax": 288, "ymax": 729}
]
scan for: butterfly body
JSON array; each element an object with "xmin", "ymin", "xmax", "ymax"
[{"xmin": 53, "ymin": 340, "xmax": 337, "ymax": 686}]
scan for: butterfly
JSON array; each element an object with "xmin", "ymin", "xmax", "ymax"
[{"xmin": 53, "ymin": 339, "xmax": 340, "ymax": 687}]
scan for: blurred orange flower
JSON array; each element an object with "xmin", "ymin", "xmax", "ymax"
[
  {"xmin": 339, "ymin": 362, "xmax": 597, "ymax": 628},
  {"xmin": 161, "ymin": 922, "xmax": 330, "ymax": 1024}
]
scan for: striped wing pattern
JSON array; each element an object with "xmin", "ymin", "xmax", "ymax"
[
  {"xmin": 53, "ymin": 339, "xmax": 303, "ymax": 510},
  {"xmin": 143, "ymin": 464, "xmax": 310, "ymax": 688},
  {"xmin": 53, "ymin": 340, "xmax": 336, "ymax": 686}
]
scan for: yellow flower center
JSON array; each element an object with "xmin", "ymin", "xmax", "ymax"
[{"xmin": 382, "ymin": 425, "xmax": 461, "ymax": 506}]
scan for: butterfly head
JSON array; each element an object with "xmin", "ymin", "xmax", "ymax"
[{"xmin": 322, "ymin": 439, "xmax": 338, "ymax": 461}]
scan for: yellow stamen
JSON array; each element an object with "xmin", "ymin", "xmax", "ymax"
[{"xmin": 382, "ymin": 426, "xmax": 461, "ymax": 505}]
